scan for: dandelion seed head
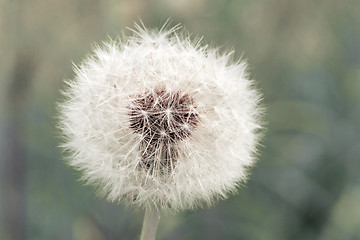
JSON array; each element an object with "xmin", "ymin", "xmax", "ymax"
[{"xmin": 58, "ymin": 24, "xmax": 263, "ymax": 212}]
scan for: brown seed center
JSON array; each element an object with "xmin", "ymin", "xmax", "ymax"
[
  {"xmin": 128, "ymin": 88, "xmax": 199, "ymax": 172},
  {"xmin": 129, "ymin": 88, "xmax": 199, "ymax": 143}
]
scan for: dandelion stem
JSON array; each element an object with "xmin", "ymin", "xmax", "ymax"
[{"xmin": 140, "ymin": 208, "xmax": 160, "ymax": 240}]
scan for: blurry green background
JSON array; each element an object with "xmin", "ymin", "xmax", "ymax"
[{"xmin": 1, "ymin": 0, "xmax": 360, "ymax": 239}]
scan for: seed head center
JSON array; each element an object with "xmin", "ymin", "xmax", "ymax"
[{"xmin": 128, "ymin": 88, "xmax": 199, "ymax": 144}]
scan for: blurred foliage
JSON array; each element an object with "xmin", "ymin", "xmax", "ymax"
[{"xmin": 1, "ymin": 0, "xmax": 360, "ymax": 239}]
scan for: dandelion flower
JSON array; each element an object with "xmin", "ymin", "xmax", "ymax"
[{"xmin": 58, "ymin": 24, "xmax": 262, "ymax": 213}]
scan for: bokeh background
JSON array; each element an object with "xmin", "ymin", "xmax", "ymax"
[{"xmin": 1, "ymin": 0, "xmax": 360, "ymax": 239}]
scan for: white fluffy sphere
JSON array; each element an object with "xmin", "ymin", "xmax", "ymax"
[{"xmin": 58, "ymin": 25, "xmax": 262, "ymax": 212}]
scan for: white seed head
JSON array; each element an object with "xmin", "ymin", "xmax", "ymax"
[{"xmin": 58, "ymin": 24, "xmax": 263, "ymax": 212}]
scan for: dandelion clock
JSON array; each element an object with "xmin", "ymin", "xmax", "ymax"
[{"xmin": 58, "ymin": 23, "xmax": 263, "ymax": 240}]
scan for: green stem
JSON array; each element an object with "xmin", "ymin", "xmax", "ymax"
[{"xmin": 140, "ymin": 208, "xmax": 160, "ymax": 240}]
